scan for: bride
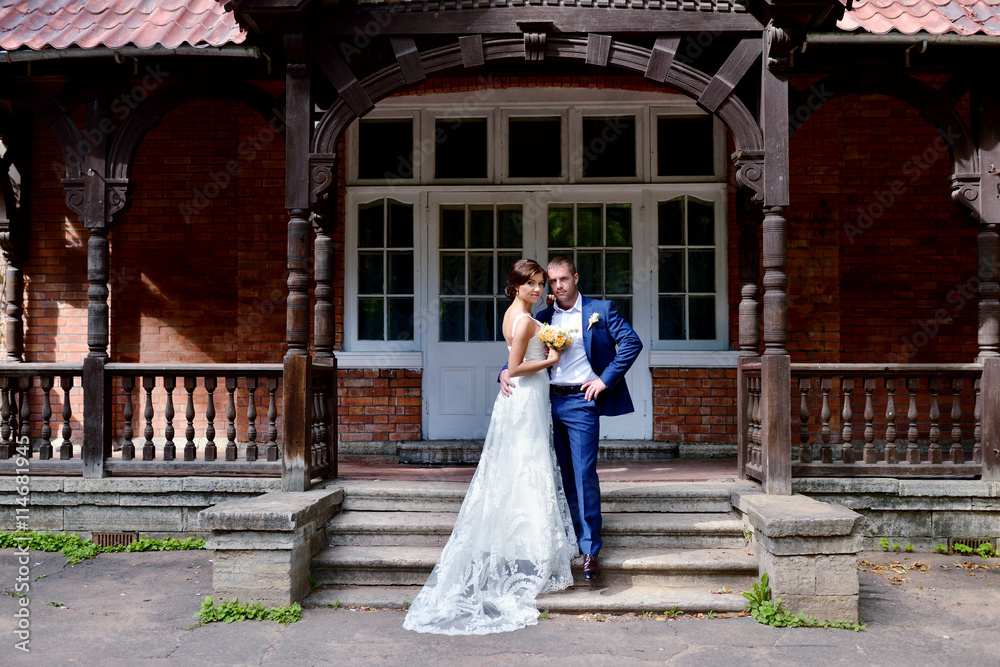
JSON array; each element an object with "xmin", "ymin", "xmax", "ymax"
[{"xmin": 403, "ymin": 258, "xmax": 579, "ymax": 635}]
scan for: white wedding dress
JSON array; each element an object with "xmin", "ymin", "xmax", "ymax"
[{"xmin": 403, "ymin": 314, "xmax": 578, "ymax": 635}]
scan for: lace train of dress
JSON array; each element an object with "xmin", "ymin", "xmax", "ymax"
[{"xmin": 403, "ymin": 319, "xmax": 578, "ymax": 635}]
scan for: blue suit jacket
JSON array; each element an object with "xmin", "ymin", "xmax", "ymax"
[{"xmin": 535, "ymin": 296, "xmax": 643, "ymax": 417}]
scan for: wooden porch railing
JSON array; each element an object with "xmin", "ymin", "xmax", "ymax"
[
  {"xmin": 740, "ymin": 360, "xmax": 1000, "ymax": 483},
  {"xmin": 0, "ymin": 362, "xmax": 337, "ymax": 485}
]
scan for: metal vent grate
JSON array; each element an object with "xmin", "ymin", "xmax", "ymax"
[
  {"xmin": 948, "ymin": 537, "xmax": 998, "ymax": 553},
  {"xmin": 92, "ymin": 532, "xmax": 138, "ymax": 548}
]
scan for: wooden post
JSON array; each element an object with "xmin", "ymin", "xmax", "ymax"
[
  {"xmin": 981, "ymin": 357, "xmax": 1000, "ymax": 480},
  {"xmin": 82, "ymin": 356, "xmax": 111, "ymax": 477},
  {"xmin": 3, "ymin": 256, "xmax": 23, "ymax": 362},
  {"xmin": 314, "ymin": 206, "xmax": 335, "ymax": 360},
  {"xmin": 737, "ymin": 361, "xmax": 752, "ymax": 479},
  {"xmin": 761, "ymin": 354, "xmax": 791, "ymax": 494},
  {"xmin": 978, "ymin": 223, "xmax": 1000, "ymax": 360},
  {"xmin": 282, "ymin": 354, "xmax": 313, "ymax": 491}
]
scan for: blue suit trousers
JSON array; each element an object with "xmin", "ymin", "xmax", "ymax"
[{"xmin": 551, "ymin": 392, "xmax": 602, "ymax": 556}]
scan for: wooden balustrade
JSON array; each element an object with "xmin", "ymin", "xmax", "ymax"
[
  {"xmin": 0, "ymin": 365, "xmax": 83, "ymax": 467},
  {"xmin": 788, "ymin": 364, "xmax": 983, "ymax": 478},
  {"xmin": 740, "ymin": 363, "xmax": 763, "ymax": 482}
]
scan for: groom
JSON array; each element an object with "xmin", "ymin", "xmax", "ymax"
[{"xmin": 501, "ymin": 256, "xmax": 642, "ymax": 581}]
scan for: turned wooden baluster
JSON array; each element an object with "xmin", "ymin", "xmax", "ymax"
[
  {"xmin": 311, "ymin": 388, "xmax": 321, "ymax": 469},
  {"xmin": 204, "ymin": 377, "xmax": 217, "ymax": 462},
  {"xmin": 162, "ymin": 376, "xmax": 176, "ymax": 461},
  {"xmin": 745, "ymin": 376, "xmax": 755, "ymax": 467},
  {"xmin": 863, "ymin": 378, "xmax": 877, "ymax": 464},
  {"xmin": 820, "ymin": 378, "xmax": 833, "ymax": 464},
  {"xmin": 798, "ymin": 378, "xmax": 811, "ymax": 463},
  {"xmin": 225, "ymin": 377, "xmax": 237, "ymax": 462},
  {"xmin": 266, "ymin": 377, "xmax": 278, "ymax": 462},
  {"xmin": 0, "ymin": 378, "xmax": 11, "ymax": 458},
  {"xmin": 121, "ymin": 376, "xmax": 135, "ymax": 460},
  {"xmin": 950, "ymin": 378, "xmax": 964, "ymax": 464},
  {"xmin": 842, "ymin": 378, "xmax": 855, "ymax": 464},
  {"xmin": 928, "ymin": 378, "xmax": 942, "ymax": 465},
  {"xmin": 885, "ymin": 378, "xmax": 898, "ymax": 464},
  {"xmin": 753, "ymin": 376, "xmax": 763, "ymax": 467},
  {"xmin": 245, "ymin": 377, "xmax": 258, "ymax": 462},
  {"xmin": 184, "ymin": 377, "xmax": 197, "ymax": 462},
  {"xmin": 39, "ymin": 376, "xmax": 53, "ymax": 460},
  {"xmin": 19, "ymin": 377, "xmax": 31, "ymax": 457},
  {"xmin": 142, "ymin": 376, "xmax": 156, "ymax": 460},
  {"xmin": 906, "ymin": 378, "xmax": 920, "ymax": 464},
  {"xmin": 974, "ymin": 378, "xmax": 982, "ymax": 464},
  {"xmin": 59, "ymin": 375, "xmax": 74, "ymax": 460},
  {"xmin": 8, "ymin": 384, "xmax": 19, "ymax": 455}
]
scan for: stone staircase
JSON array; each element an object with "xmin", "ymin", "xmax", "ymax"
[{"xmin": 305, "ymin": 480, "xmax": 760, "ymax": 614}]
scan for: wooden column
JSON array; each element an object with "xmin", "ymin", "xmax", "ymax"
[
  {"xmin": 282, "ymin": 31, "xmax": 315, "ymax": 492},
  {"xmin": 977, "ymin": 87, "xmax": 1000, "ymax": 480},
  {"xmin": 759, "ymin": 22, "xmax": 792, "ymax": 494},
  {"xmin": 981, "ymin": 357, "xmax": 1000, "ymax": 480},
  {"xmin": 2, "ymin": 256, "xmax": 23, "ymax": 361},
  {"xmin": 314, "ymin": 204, "xmax": 336, "ymax": 360},
  {"xmin": 978, "ymin": 224, "xmax": 1000, "ymax": 359},
  {"xmin": 736, "ymin": 191, "xmax": 761, "ymax": 479}
]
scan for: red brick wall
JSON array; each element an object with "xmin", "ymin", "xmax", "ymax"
[
  {"xmin": 338, "ymin": 369, "xmax": 421, "ymax": 442},
  {"xmin": 653, "ymin": 368, "xmax": 738, "ymax": 443}
]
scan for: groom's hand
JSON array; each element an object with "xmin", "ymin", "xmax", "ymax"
[
  {"xmin": 499, "ymin": 369, "xmax": 514, "ymax": 397},
  {"xmin": 581, "ymin": 378, "xmax": 607, "ymax": 402}
]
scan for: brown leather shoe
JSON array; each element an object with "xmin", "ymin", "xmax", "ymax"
[{"xmin": 582, "ymin": 554, "xmax": 600, "ymax": 581}]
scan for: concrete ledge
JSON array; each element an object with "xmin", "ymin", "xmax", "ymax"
[
  {"xmin": 733, "ymin": 491, "xmax": 862, "ymax": 623},
  {"xmin": 199, "ymin": 486, "xmax": 345, "ymax": 607}
]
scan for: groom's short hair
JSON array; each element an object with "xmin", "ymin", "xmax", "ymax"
[{"xmin": 548, "ymin": 256, "xmax": 577, "ymax": 276}]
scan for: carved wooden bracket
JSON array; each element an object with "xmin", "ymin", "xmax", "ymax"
[
  {"xmin": 517, "ymin": 20, "xmax": 553, "ymax": 62},
  {"xmin": 734, "ymin": 150, "xmax": 765, "ymax": 204},
  {"xmin": 765, "ymin": 22, "xmax": 790, "ymax": 74},
  {"xmin": 63, "ymin": 178, "xmax": 85, "ymax": 218},
  {"xmin": 309, "ymin": 153, "xmax": 339, "ymax": 207},
  {"xmin": 951, "ymin": 173, "xmax": 981, "ymax": 220},
  {"xmin": 106, "ymin": 179, "xmax": 130, "ymax": 225}
]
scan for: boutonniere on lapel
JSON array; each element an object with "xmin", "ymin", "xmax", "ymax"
[{"xmin": 587, "ymin": 313, "xmax": 601, "ymax": 330}]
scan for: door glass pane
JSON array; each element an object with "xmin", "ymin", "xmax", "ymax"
[
  {"xmin": 358, "ymin": 202, "xmax": 384, "ymax": 248},
  {"xmin": 440, "ymin": 253, "xmax": 465, "ymax": 295},
  {"xmin": 469, "ymin": 208, "xmax": 494, "ymax": 248},
  {"xmin": 576, "ymin": 251, "xmax": 602, "ymax": 294},
  {"xmin": 358, "ymin": 297, "xmax": 384, "ymax": 340},
  {"xmin": 688, "ymin": 199, "xmax": 715, "ymax": 245},
  {"xmin": 440, "ymin": 299, "xmax": 465, "ymax": 342},
  {"xmin": 548, "ymin": 206, "xmax": 574, "ymax": 247},
  {"xmin": 577, "ymin": 206, "xmax": 602, "ymax": 247},
  {"xmin": 387, "ymin": 251, "xmax": 414, "ymax": 294},
  {"xmin": 688, "ymin": 250, "xmax": 715, "ymax": 292},
  {"xmin": 509, "ymin": 118, "xmax": 562, "ymax": 178},
  {"xmin": 387, "ymin": 202, "xmax": 413, "ymax": 247},
  {"xmin": 358, "ymin": 252, "xmax": 384, "ymax": 294},
  {"xmin": 659, "ymin": 296, "xmax": 685, "ymax": 340},
  {"xmin": 468, "ymin": 253, "xmax": 493, "ymax": 295},
  {"xmin": 498, "ymin": 208, "xmax": 522, "ymax": 248},
  {"xmin": 658, "ymin": 199, "xmax": 684, "ymax": 245},
  {"xmin": 657, "ymin": 116, "xmax": 714, "ymax": 177},
  {"xmin": 612, "ymin": 297, "xmax": 632, "ymax": 325},
  {"xmin": 468, "ymin": 299, "xmax": 495, "ymax": 342},
  {"xmin": 497, "ymin": 252, "xmax": 521, "ymax": 296},
  {"xmin": 658, "ymin": 250, "xmax": 684, "ymax": 293},
  {"xmin": 689, "ymin": 296, "xmax": 716, "ymax": 340},
  {"xmin": 435, "ymin": 119, "xmax": 488, "ymax": 179},
  {"xmin": 441, "ymin": 208, "xmax": 465, "ymax": 249},
  {"xmin": 605, "ymin": 251, "xmax": 632, "ymax": 295},
  {"xmin": 359, "ymin": 119, "xmax": 413, "ymax": 180},
  {"xmin": 388, "ymin": 298, "xmax": 414, "ymax": 340},
  {"xmin": 582, "ymin": 116, "xmax": 636, "ymax": 178},
  {"xmin": 606, "ymin": 205, "xmax": 631, "ymax": 247}
]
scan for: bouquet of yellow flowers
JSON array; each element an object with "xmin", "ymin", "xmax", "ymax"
[{"xmin": 538, "ymin": 324, "xmax": 576, "ymax": 351}]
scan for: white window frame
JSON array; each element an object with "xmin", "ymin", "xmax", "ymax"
[
  {"xmin": 571, "ymin": 106, "xmax": 646, "ymax": 184},
  {"xmin": 422, "ymin": 109, "xmax": 496, "ymax": 185},
  {"xmin": 344, "ymin": 188, "xmax": 425, "ymax": 353},
  {"xmin": 649, "ymin": 106, "xmax": 728, "ymax": 183},
  {"xmin": 346, "ymin": 111, "xmax": 421, "ymax": 185},
  {"xmin": 499, "ymin": 108, "xmax": 570, "ymax": 185}
]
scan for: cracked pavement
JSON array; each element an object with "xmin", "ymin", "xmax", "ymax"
[{"xmin": 1, "ymin": 549, "xmax": 998, "ymax": 665}]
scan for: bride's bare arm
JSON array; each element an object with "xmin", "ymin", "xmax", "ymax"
[{"xmin": 508, "ymin": 318, "xmax": 560, "ymax": 378}]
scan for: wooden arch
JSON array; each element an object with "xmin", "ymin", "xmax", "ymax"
[{"xmin": 311, "ymin": 35, "xmax": 764, "ymax": 160}]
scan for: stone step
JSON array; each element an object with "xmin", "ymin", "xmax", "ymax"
[
  {"xmin": 311, "ymin": 545, "xmax": 759, "ymax": 589},
  {"xmin": 305, "ymin": 584, "xmax": 749, "ymax": 615},
  {"xmin": 326, "ymin": 511, "xmax": 749, "ymax": 548},
  {"xmin": 394, "ymin": 440, "xmax": 680, "ymax": 465},
  {"xmin": 337, "ymin": 480, "xmax": 745, "ymax": 514}
]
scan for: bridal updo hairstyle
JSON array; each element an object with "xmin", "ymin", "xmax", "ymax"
[{"xmin": 505, "ymin": 259, "xmax": 546, "ymax": 301}]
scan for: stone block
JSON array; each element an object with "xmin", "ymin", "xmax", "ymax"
[
  {"xmin": 212, "ymin": 547, "xmax": 312, "ymax": 607},
  {"xmin": 755, "ymin": 531, "xmax": 864, "ymax": 556},
  {"xmin": 971, "ymin": 497, "xmax": 1000, "ymax": 512},
  {"xmin": 898, "ymin": 480, "xmax": 998, "ymax": 498},
  {"xmin": 858, "ymin": 510, "xmax": 932, "ymax": 538},
  {"xmin": 182, "ymin": 478, "xmax": 280, "ymax": 493},
  {"xmin": 0, "ymin": 492, "xmax": 122, "ymax": 507},
  {"xmin": 734, "ymin": 492, "xmax": 860, "ymax": 539},
  {"xmin": 868, "ymin": 496, "xmax": 973, "ymax": 511},
  {"xmin": 65, "ymin": 478, "xmax": 184, "ymax": 493},
  {"xmin": 64, "ymin": 505, "xmax": 184, "ymax": 532},
  {"xmin": 931, "ymin": 511, "xmax": 1000, "ymax": 537},
  {"xmin": 778, "ymin": 594, "xmax": 859, "ymax": 623},
  {"xmin": 124, "ymin": 493, "xmax": 217, "ymax": 508},
  {"xmin": 793, "ymin": 478, "xmax": 900, "ymax": 495},
  {"xmin": 199, "ymin": 488, "xmax": 344, "ymax": 532},
  {"xmin": 0, "ymin": 478, "xmax": 64, "ymax": 493},
  {"xmin": 2, "ymin": 506, "xmax": 63, "ymax": 532}
]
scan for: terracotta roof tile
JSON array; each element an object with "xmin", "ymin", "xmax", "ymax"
[
  {"xmin": 838, "ymin": 0, "xmax": 1000, "ymax": 34},
  {"xmin": 0, "ymin": 0, "xmax": 245, "ymax": 51}
]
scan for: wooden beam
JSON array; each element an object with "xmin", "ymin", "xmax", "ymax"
[
  {"xmin": 312, "ymin": 38, "xmax": 374, "ymax": 118},
  {"xmin": 322, "ymin": 9, "xmax": 763, "ymax": 35},
  {"xmin": 459, "ymin": 34, "xmax": 485, "ymax": 68},
  {"xmin": 390, "ymin": 36, "xmax": 425, "ymax": 84},
  {"xmin": 698, "ymin": 36, "xmax": 761, "ymax": 113},
  {"xmin": 762, "ymin": 24, "xmax": 790, "ymax": 207},
  {"xmin": 981, "ymin": 88, "xmax": 1000, "ymax": 225},
  {"xmin": 586, "ymin": 34, "xmax": 612, "ymax": 67},
  {"xmin": 645, "ymin": 36, "xmax": 681, "ymax": 83}
]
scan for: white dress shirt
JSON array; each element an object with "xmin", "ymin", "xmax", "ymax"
[{"xmin": 550, "ymin": 294, "xmax": 599, "ymax": 386}]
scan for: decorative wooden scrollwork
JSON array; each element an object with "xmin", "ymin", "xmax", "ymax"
[
  {"xmin": 106, "ymin": 179, "xmax": 130, "ymax": 224},
  {"xmin": 309, "ymin": 153, "xmax": 338, "ymax": 207},
  {"xmin": 62, "ymin": 179, "xmax": 85, "ymax": 218},
  {"xmin": 765, "ymin": 22, "xmax": 790, "ymax": 74},
  {"xmin": 734, "ymin": 150, "xmax": 765, "ymax": 204},
  {"xmin": 951, "ymin": 173, "xmax": 981, "ymax": 220}
]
